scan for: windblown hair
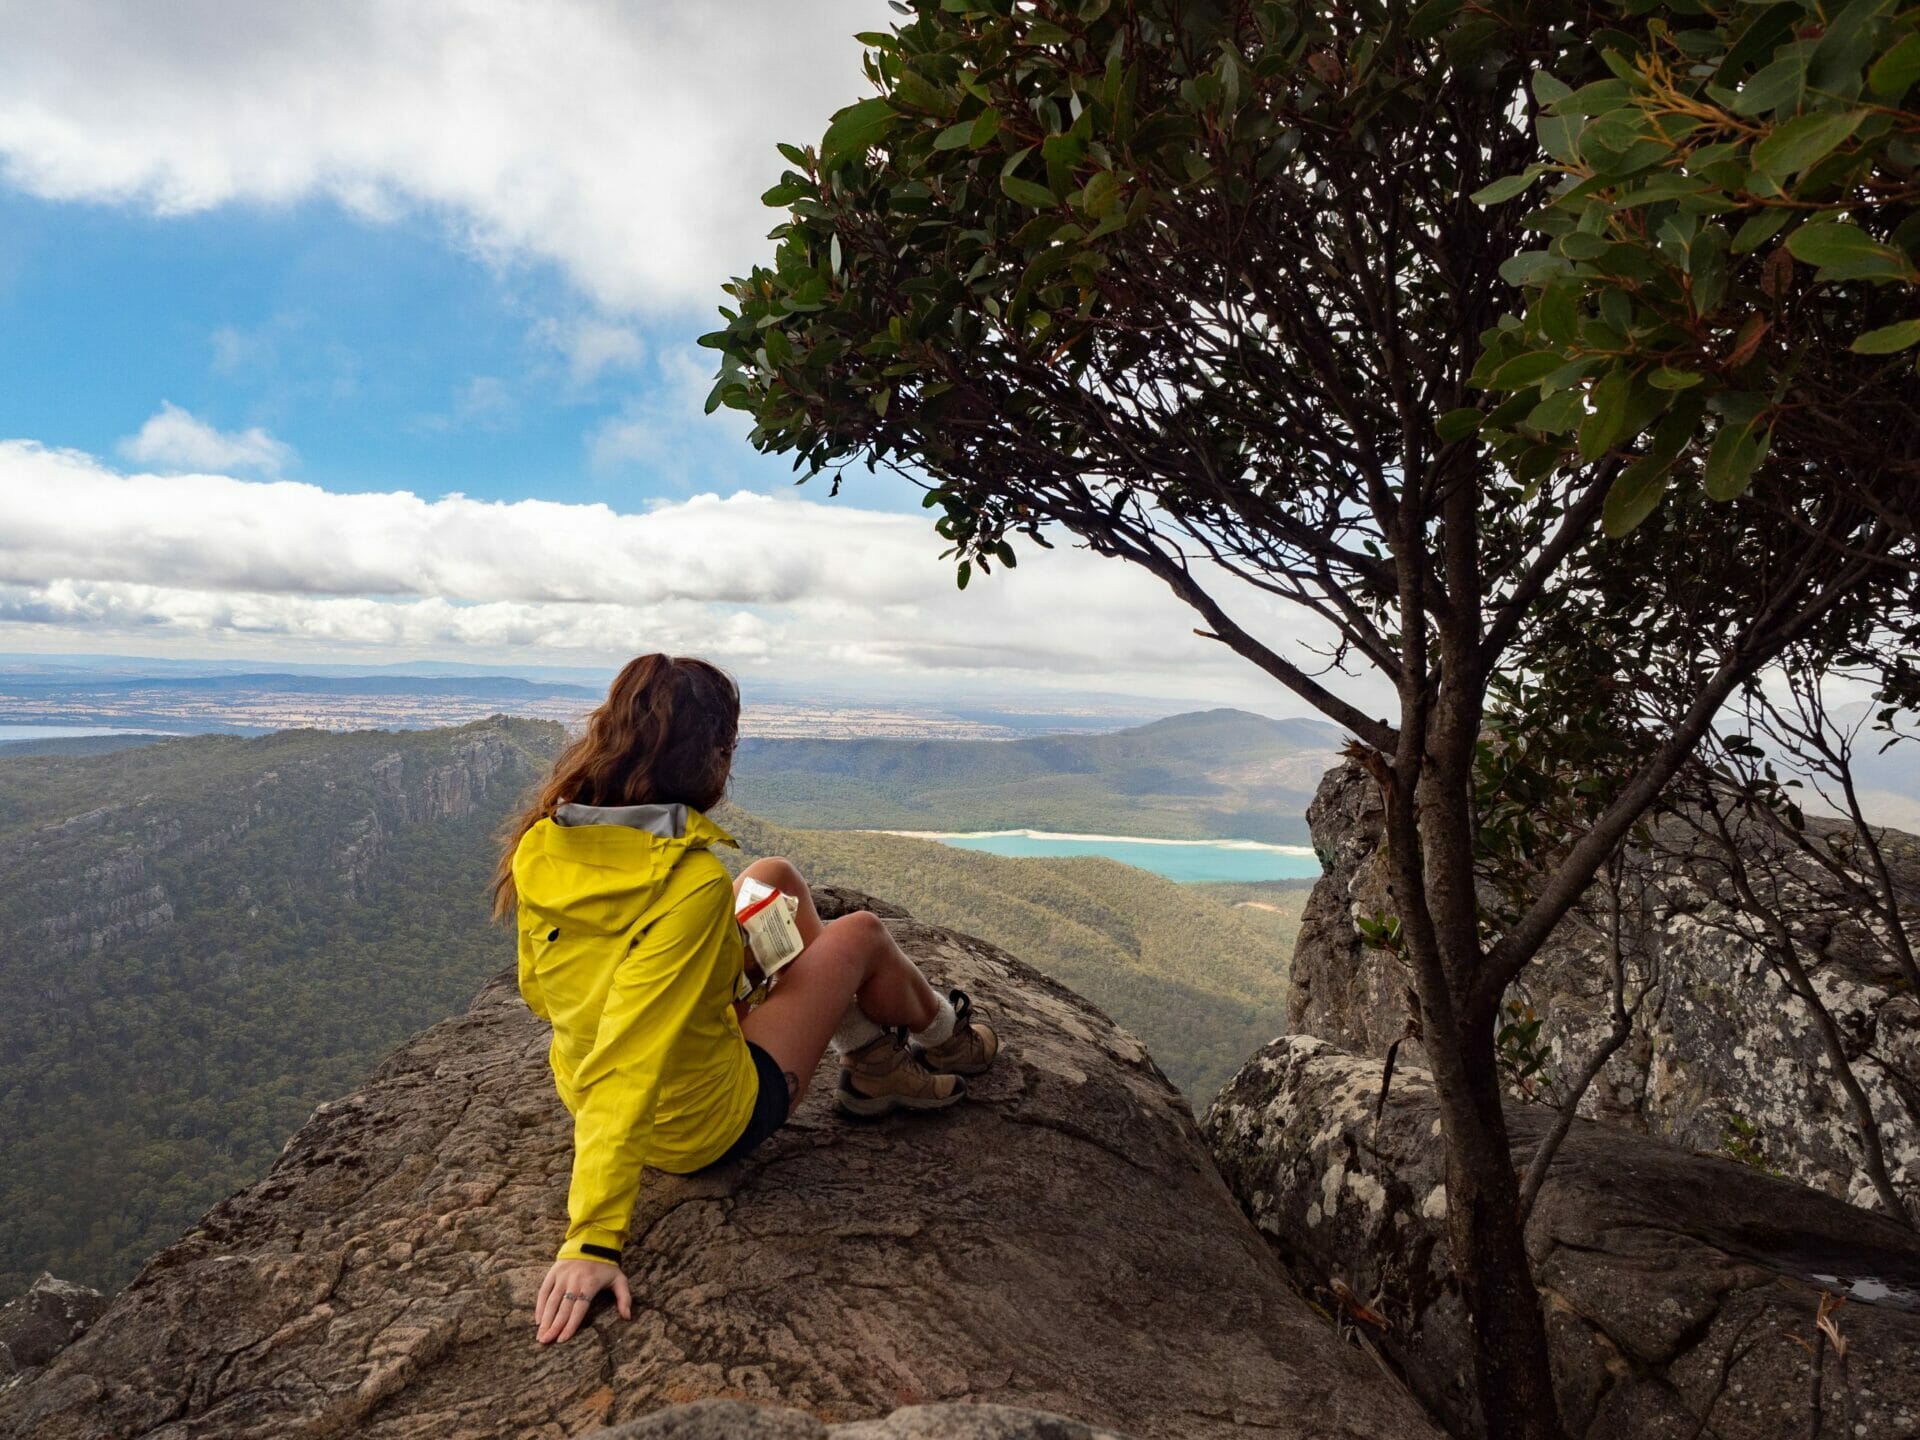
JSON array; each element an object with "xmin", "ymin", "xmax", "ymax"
[{"xmin": 491, "ymin": 653, "xmax": 739, "ymax": 919}]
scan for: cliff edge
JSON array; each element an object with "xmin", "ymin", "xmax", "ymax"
[{"xmin": 0, "ymin": 889, "xmax": 1436, "ymax": 1440}]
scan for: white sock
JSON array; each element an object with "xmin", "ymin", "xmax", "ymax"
[
  {"xmin": 914, "ymin": 993, "xmax": 957, "ymax": 1047},
  {"xmin": 830, "ymin": 1003, "xmax": 887, "ymax": 1055}
]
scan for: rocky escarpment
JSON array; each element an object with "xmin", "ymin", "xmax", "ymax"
[
  {"xmin": 1, "ymin": 722, "xmax": 531, "ymax": 955},
  {"xmin": 1290, "ymin": 759, "xmax": 1920, "ymax": 1217},
  {"xmin": 0, "ymin": 889, "xmax": 1438, "ymax": 1440},
  {"xmin": 1205, "ymin": 1036, "xmax": 1920, "ymax": 1439}
]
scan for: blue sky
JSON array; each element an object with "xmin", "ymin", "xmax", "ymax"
[
  {"xmin": 0, "ymin": 183, "xmax": 915, "ymax": 514},
  {"xmin": 0, "ymin": 1, "xmax": 1343, "ymax": 714}
]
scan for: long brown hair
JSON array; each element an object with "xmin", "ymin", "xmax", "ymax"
[{"xmin": 492, "ymin": 653, "xmax": 739, "ymax": 918}]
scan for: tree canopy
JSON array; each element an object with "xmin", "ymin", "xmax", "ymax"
[{"xmin": 707, "ymin": 1, "xmax": 1918, "ymax": 1433}]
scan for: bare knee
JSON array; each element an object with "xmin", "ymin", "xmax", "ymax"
[
  {"xmin": 829, "ymin": 908, "xmax": 889, "ymax": 948},
  {"xmin": 741, "ymin": 855, "xmax": 805, "ymax": 894}
]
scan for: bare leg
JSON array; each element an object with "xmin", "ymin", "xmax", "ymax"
[{"xmin": 734, "ymin": 857, "xmax": 939, "ymax": 1114}]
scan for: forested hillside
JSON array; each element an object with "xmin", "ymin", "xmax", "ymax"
[
  {"xmin": 0, "ymin": 719, "xmax": 558, "ymax": 1300},
  {"xmin": 0, "ymin": 718, "xmax": 1303, "ymax": 1300},
  {"xmin": 729, "ymin": 707, "xmax": 1342, "ymax": 843}
]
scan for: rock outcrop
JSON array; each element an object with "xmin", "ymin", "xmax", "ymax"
[
  {"xmin": 0, "ymin": 890, "xmax": 1438, "ymax": 1440},
  {"xmin": 1206, "ymin": 1035, "xmax": 1920, "ymax": 1439},
  {"xmin": 0, "ymin": 1275, "xmax": 107, "ymax": 1380},
  {"xmin": 1289, "ymin": 759, "xmax": 1920, "ymax": 1216}
]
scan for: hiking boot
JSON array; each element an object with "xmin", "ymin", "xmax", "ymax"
[
  {"xmin": 836, "ymin": 1027, "xmax": 967, "ymax": 1117},
  {"xmin": 913, "ymin": 988, "xmax": 1000, "ymax": 1077}
]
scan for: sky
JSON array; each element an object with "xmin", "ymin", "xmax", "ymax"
[{"xmin": 0, "ymin": 1, "xmax": 1370, "ymax": 716}]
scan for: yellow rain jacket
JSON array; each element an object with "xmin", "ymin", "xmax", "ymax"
[{"xmin": 512, "ymin": 801, "xmax": 756, "ymax": 1266}]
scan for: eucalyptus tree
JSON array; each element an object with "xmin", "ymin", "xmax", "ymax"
[{"xmin": 705, "ymin": 1, "xmax": 1919, "ymax": 1433}]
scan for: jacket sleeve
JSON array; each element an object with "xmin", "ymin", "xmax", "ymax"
[{"xmin": 557, "ymin": 866, "xmax": 737, "ymax": 1265}]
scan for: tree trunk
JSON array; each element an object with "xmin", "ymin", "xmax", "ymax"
[{"xmin": 1431, "ymin": 1028, "xmax": 1566, "ymax": 1440}]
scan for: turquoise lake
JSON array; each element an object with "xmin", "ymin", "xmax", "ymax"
[{"xmin": 885, "ymin": 829, "xmax": 1323, "ymax": 884}]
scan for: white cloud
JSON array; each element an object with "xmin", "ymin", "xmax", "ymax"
[
  {"xmin": 0, "ymin": 438, "xmax": 1389, "ymax": 714},
  {"xmin": 116, "ymin": 402, "xmax": 294, "ymax": 475},
  {"xmin": 532, "ymin": 316, "xmax": 646, "ymax": 386},
  {"xmin": 0, "ymin": 1, "xmax": 889, "ymax": 313},
  {"xmin": 589, "ymin": 348, "xmax": 727, "ymax": 471}
]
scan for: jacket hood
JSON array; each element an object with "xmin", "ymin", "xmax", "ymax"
[{"xmin": 512, "ymin": 802, "xmax": 737, "ymax": 935}]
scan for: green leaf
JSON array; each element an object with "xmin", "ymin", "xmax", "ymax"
[
  {"xmin": 1488, "ymin": 351, "xmax": 1567, "ymax": 389},
  {"xmin": 1471, "ymin": 166, "xmax": 1546, "ymax": 205},
  {"xmin": 1785, "ymin": 220, "xmax": 1881, "ymax": 267},
  {"xmin": 821, "ymin": 97, "xmax": 899, "ymax": 169},
  {"xmin": 1869, "ymin": 32, "xmax": 1920, "ymax": 98},
  {"xmin": 969, "ymin": 108, "xmax": 1003, "ymax": 146},
  {"xmin": 1851, "ymin": 318, "xmax": 1920, "ymax": 353},
  {"xmin": 1537, "ymin": 283, "xmax": 1579, "ymax": 345},
  {"xmin": 1602, "ymin": 455, "xmax": 1672, "ymax": 537},
  {"xmin": 1536, "ymin": 112, "xmax": 1583, "ymax": 165},
  {"xmin": 956, "ymin": 559, "xmax": 972, "ymax": 591},
  {"xmin": 1436, "ymin": 407, "xmax": 1485, "ymax": 441},
  {"xmin": 1703, "ymin": 421, "xmax": 1766, "ymax": 501},
  {"xmin": 1078, "ymin": 169, "xmax": 1121, "ymax": 217},
  {"xmin": 1579, "ymin": 369, "xmax": 1631, "ymax": 460},
  {"xmin": 1648, "ymin": 366, "xmax": 1703, "ymax": 390},
  {"xmin": 1749, "ymin": 109, "xmax": 1865, "ymax": 182},
  {"xmin": 1731, "ymin": 51, "xmax": 1807, "ymax": 116},
  {"xmin": 1001, "ymin": 173, "xmax": 1059, "ymax": 209},
  {"xmin": 1525, "ymin": 388, "xmax": 1586, "ymax": 433},
  {"xmin": 1532, "ymin": 71, "xmax": 1572, "ymax": 106},
  {"xmin": 1731, "ymin": 208, "xmax": 1791, "ymax": 254},
  {"xmin": 933, "ymin": 119, "xmax": 978, "ymax": 150},
  {"xmin": 1551, "ymin": 78, "xmax": 1632, "ymax": 116},
  {"xmin": 1499, "ymin": 251, "xmax": 1566, "ymax": 286}
]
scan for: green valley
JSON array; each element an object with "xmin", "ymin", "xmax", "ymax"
[{"xmin": 0, "ymin": 714, "xmax": 1311, "ymax": 1299}]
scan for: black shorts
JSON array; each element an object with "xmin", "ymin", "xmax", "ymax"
[{"xmin": 692, "ymin": 1041, "xmax": 789, "ymax": 1172}]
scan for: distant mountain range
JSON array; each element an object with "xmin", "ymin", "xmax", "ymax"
[{"xmin": 729, "ymin": 707, "xmax": 1347, "ymax": 844}]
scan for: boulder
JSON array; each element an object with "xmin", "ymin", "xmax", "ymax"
[
  {"xmin": 0, "ymin": 890, "xmax": 1438, "ymax": 1440},
  {"xmin": 1288, "ymin": 759, "xmax": 1920, "ymax": 1217},
  {"xmin": 1205, "ymin": 1035, "xmax": 1920, "ymax": 1439},
  {"xmin": 0, "ymin": 1273, "xmax": 108, "ymax": 1380}
]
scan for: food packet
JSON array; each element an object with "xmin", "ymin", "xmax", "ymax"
[{"xmin": 734, "ymin": 877, "xmax": 805, "ymax": 976}]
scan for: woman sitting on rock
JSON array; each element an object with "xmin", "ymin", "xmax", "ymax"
[{"xmin": 492, "ymin": 653, "xmax": 999, "ymax": 1346}]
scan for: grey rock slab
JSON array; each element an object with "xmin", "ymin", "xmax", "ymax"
[
  {"xmin": 1206, "ymin": 1034, "xmax": 1920, "ymax": 1439},
  {"xmin": 1, "ymin": 901, "xmax": 1437, "ymax": 1440},
  {"xmin": 1284, "ymin": 758, "xmax": 1920, "ymax": 1220}
]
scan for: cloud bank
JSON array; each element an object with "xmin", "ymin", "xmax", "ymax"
[
  {"xmin": 0, "ymin": 0, "xmax": 887, "ymax": 312},
  {"xmin": 117, "ymin": 402, "xmax": 294, "ymax": 475},
  {"xmin": 0, "ymin": 439, "xmax": 1373, "ymax": 709}
]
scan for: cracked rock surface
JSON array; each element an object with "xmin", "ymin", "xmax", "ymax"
[
  {"xmin": 0, "ymin": 890, "xmax": 1436, "ymax": 1440},
  {"xmin": 583, "ymin": 1396, "xmax": 1134, "ymax": 1437},
  {"xmin": 1206, "ymin": 1034, "xmax": 1920, "ymax": 1439},
  {"xmin": 1288, "ymin": 760, "xmax": 1920, "ymax": 1219}
]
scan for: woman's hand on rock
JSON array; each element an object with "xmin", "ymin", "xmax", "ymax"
[{"xmin": 534, "ymin": 1258, "xmax": 632, "ymax": 1344}]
